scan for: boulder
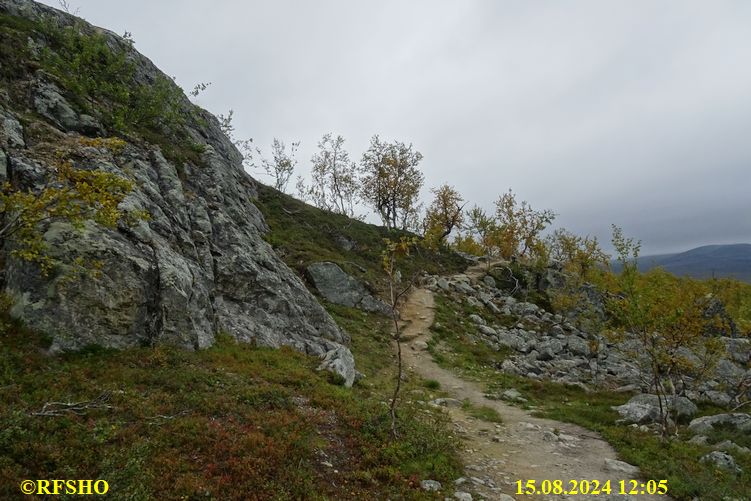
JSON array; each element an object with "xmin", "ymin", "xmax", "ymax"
[
  {"xmin": 713, "ymin": 440, "xmax": 751, "ymax": 455},
  {"xmin": 496, "ymin": 331, "xmax": 524, "ymax": 351},
  {"xmin": 501, "ymin": 388, "xmax": 527, "ymax": 403},
  {"xmin": 538, "ymin": 267, "xmax": 566, "ymax": 290},
  {"xmin": 697, "ymin": 390, "xmax": 732, "ymax": 408},
  {"xmin": 566, "ymin": 336, "xmax": 590, "ymax": 356},
  {"xmin": 482, "ymin": 275, "xmax": 496, "ymax": 288},
  {"xmin": 317, "ymin": 346, "xmax": 356, "ymax": 387},
  {"xmin": 721, "ymin": 337, "xmax": 750, "ymax": 364},
  {"xmin": 536, "ymin": 339, "xmax": 563, "ymax": 361},
  {"xmin": 700, "ymin": 451, "xmax": 741, "ymax": 474},
  {"xmin": 420, "ymin": 480, "xmax": 441, "ymax": 492},
  {"xmin": 306, "ymin": 262, "xmax": 391, "ymax": 315},
  {"xmin": 477, "ymin": 325, "xmax": 497, "ymax": 337},
  {"xmin": 613, "ymin": 402, "xmax": 660, "ymax": 425},
  {"xmin": 603, "ymin": 459, "xmax": 639, "ymax": 476},
  {"xmin": 468, "ymin": 314, "xmax": 485, "ymax": 325},
  {"xmin": 430, "ymin": 398, "xmax": 463, "ymax": 408},
  {"xmin": 714, "ymin": 358, "xmax": 745, "ymax": 385},
  {"xmin": 412, "ymin": 340, "xmax": 429, "ymax": 351},
  {"xmin": 688, "ymin": 413, "xmax": 751, "ymax": 435},
  {"xmin": 613, "ymin": 394, "xmax": 697, "ymax": 424}
]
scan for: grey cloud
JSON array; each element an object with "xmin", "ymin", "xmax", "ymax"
[{"xmin": 40, "ymin": 0, "xmax": 751, "ymax": 254}]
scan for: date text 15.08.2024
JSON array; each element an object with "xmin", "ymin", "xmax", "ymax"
[{"xmin": 516, "ymin": 479, "xmax": 668, "ymax": 496}]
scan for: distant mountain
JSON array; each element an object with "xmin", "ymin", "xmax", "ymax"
[{"xmin": 613, "ymin": 244, "xmax": 751, "ymax": 282}]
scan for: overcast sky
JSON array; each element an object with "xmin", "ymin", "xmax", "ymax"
[{"xmin": 41, "ymin": 0, "xmax": 751, "ymax": 255}]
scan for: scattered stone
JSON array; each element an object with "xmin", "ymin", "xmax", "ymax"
[
  {"xmin": 469, "ymin": 314, "xmax": 486, "ymax": 325},
  {"xmin": 537, "ymin": 339, "xmax": 564, "ymax": 361},
  {"xmin": 497, "ymin": 495, "xmax": 515, "ymax": 501},
  {"xmin": 688, "ymin": 435, "xmax": 709, "ymax": 446},
  {"xmin": 478, "ymin": 325, "xmax": 497, "ymax": 336},
  {"xmin": 612, "ymin": 402, "xmax": 659, "ymax": 425},
  {"xmin": 698, "ymin": 390, "xmax": 732, "ymax": 408},
  {"xmin": 453, "ymin": 492, "xmax": 473, "ymax": 501},
  {"xmin": 565, "ymin": 381, "xmax": 592, "ymax": 393},
  {"xmin": 700, "ymin": 451, "xmax": 741, "ymax": 474},
  {"xmin": 431, "ymin": 398, "xmax": 463, "ymax": 408},
  {"xmin": 721, "ymin": 337, "xmax": 750, "ymax": 364},
  {"xmin": 482, "ymin": 275, "xmax": 496, "ymax": 288},
  {"xmin": 688, "ymin": 413, "xmax": 751, "ymax": 435},
  {"xmin": 541, "ymin": 430, "xmax": 559, "ymax": 442},
  {"xmin": 566, "ymin": 336, "xmax": 589, "ymax": 356},
  {"xmin": 501, "ymin": 388, "xmax": 526, "ymax": 403},
  {"xmin": 603, "ymin": 458, "xmax": 639, "ymax": 476},
  {"xmin": 437, "ymin": 277, "xmax": 450, "ymax": 290},
  {"xmin": 713, "ymin": 440, "xmax": 751, "ymax": 455},
  {"xmin": 420, "ymin": 479, "xmax": 442, "ymax": 492},
  {"xmin": 333, "ymin": 234, "xmax": 355, "ymax": 251},
  {"xmin": 410, "ymin": 340, "xmax": 428, "ymax": 352}
]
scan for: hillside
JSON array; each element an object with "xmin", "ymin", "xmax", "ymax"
[
  {"xmin": 1, "ymin": 2, "xmax": 750, "ymax": 501},
  {"xmin": 614, "ymin": 244, "xmax": 751, "ymax": 282},
  {"xmin": 0, "ymin": 1, "xmax": 469, "ymax": 498}
]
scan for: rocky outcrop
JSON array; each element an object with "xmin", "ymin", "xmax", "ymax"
[
  {"xmin": 0, "ymin": 1, "xmax": 355, "ymax": 383},
  {"xmin": 306, "ymin": 262, "xmax": 391, "ymax": 316},
  {"xmin": 424, "ymin": 271, "xmax": 642, "ymax": 388},
  {"xmin": 424, "ymin": 266, "xmax": 749, "ymax": 409}
]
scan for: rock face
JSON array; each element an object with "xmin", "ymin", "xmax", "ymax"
[
  {"xmin": 0, "ymin": 1, "xmax": 355, "ymax": 383},
  {"xmin": 306, "ymin": 262, "xmax": 391, "ymax": 315}
]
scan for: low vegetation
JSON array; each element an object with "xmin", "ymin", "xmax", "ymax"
[
  {"xmin": 254, "ymin": 182, "xmax": 466, "ymax": 294},
  {"xmin": 428, "ymin": 290, "xmax": 751, "ymax": 500},
  {"xmin": 0, "ymin": 301, "xmax": 462, "ymax": 500},
  {"xmin": 0, "ymin": 12, "xmax": 204, "ymax": 166}
]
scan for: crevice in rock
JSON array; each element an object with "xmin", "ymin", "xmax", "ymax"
[{"xmin": 145, "ymin": 242, "xmax": 163, "ymax": 347}]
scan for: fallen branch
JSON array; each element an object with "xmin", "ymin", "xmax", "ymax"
[
  {"xmin": 731, "ymin": 400, "xmax": 750, "ymax": 412},
  {"xmin": 343, "ymin": 261, "xmax": 367, "ymax": 273},
  {"xmin": 146, "ymin": 410, "xmax": 190, "ymax": 424},
  {"xmin": 32, "ymin": 392, "xmax": 113, "ymax": 417},
  {"xmin": 498, "ymin": 264, "xmax": 520, "ymax": 295}
]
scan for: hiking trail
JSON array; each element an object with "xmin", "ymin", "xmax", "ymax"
[{"xmin": 400, "ymin": 263, "xmax": 669, "ymax": 500}]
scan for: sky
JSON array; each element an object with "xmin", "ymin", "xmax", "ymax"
[{"xmin": 40, "ymin": 0, "xmax": 751, "ymax": 255}]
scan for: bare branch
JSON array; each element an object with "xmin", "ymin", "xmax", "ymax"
[{"xmin": 31, "ymin": 392, "xmax": 113, "ymax": 417}]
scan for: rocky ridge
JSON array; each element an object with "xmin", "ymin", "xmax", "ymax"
[
  {"xmin": 0, "ymin": 0, "xmax": 355, "ymax": 384},
  {"xmin": 422, "ymin": 266, "xmax": 750, "ymax": 413}
]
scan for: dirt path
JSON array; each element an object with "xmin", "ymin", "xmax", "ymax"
[{"xmin": 400, "ymin": 264, "xmax": 669, "ymax": 500}]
